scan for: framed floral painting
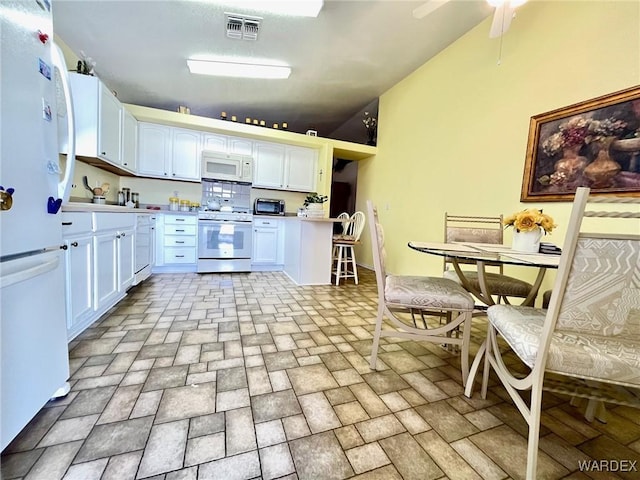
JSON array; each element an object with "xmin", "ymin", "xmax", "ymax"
[{"xmin": 521, "ymin": 85, "xmax": 640, "ymax": 202}]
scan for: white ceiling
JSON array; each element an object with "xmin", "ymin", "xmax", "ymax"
[{"xmin": 53, "ymin": 0, "xmax": 496, "ymax": 139}]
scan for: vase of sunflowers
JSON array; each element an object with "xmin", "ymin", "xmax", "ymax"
[{"xmin": 504, "ymin": 209, "xmax": 556, "ymax": 253}]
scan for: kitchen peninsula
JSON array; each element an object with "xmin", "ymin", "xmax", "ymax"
[{"xmin": 282, "ymin": 216, "xmax": 341, "ymax": 285}]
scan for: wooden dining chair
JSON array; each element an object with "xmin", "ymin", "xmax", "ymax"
[
  {"xmin": 332, "ymin": 211, "xmax": 365, "ymax": 285},
  {"xmin": 367, "ymin": 201, "xmax": 476, "ymax": 384},
  {"xmin": 465, "ymin": 187, "xmax": 640, "ymax": 479},
  {"xmin": 443, "ymin": 213, "xmax": 534, "ymax": 306},
  {"xmin": 332, "ymin": 211, "xmax": 351, "ymax": 263}
]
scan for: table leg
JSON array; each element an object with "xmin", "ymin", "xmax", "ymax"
[
  {"xmin": 520, "ymin": 267, "xmax": 548, "ymax": 306},
  {"xmin": 452, "ymin": 260, "xmax": 494, "ymax": 306}
]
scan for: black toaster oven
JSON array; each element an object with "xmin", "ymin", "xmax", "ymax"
[{"xmin": 254, "ymin": 198, "xmax": 285, "ymax": 215}]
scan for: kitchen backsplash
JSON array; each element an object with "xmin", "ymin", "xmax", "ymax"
[
  {"xmin": 70, "ymin": 159, "xmax": 310, "ymax": 210},
  {"xmin": 68, "ymin": 158, "xmax": 120, "ymax": 204}
]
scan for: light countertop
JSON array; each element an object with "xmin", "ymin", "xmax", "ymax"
[{"xmin": 63, "ymin": 202, "xmax": 157, "ymax": 214}]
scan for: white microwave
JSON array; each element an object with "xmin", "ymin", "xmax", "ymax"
[{"xmin": 201, "ymin": 151, "xmax": 253, "ymax": 183}]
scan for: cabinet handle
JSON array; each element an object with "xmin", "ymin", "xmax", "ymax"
[
  {"xmin": 101, "ymin": 151, "xmax": 106, "ymax": 155},
  {"xmin": 116, "ymin": 234, "xmax": 121, "ymax": 238},
  {"xmin": 176, "ymin": 229, "xmax": 185, "ymax": 232},
  {"xmin": 123, "ymin": 162, "xmax": 128, "ymax": 166},
  {"xmin": 175, "ymin": 241, "xmax": 185, "ymax": 244},
  {"xmin": 71, "ymin": 241, "xmax": 78, "ymax": 247},
  {"xmin": 62, "ymin": 221, "xmax": 73, "ymax": 226},
  {"xmin": 172, "ymin": 173, "xmax": 176, "ymax": 176},
  {"xmin": 60, "ymin": 244, "xmax": 68, "ymax": 250},
  {"xmin": 164, "ymin": 172, "xmax": 168, "ymax": 176},
  {"xmin": 176, "ymin": 219, "xmax": 185, "ymax": 221},
  {"xmin": 175, "ymin": 255, "xmax": 185, "ymax": 258},
  {"xmin": 121, "ymin": 232, "xmax": 126, "ymax": 237}
]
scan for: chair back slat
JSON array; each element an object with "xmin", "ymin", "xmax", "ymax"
[
  {"xmin": 366, "ymin": 201, "xmax": 387, "ymax": 300},
  {"xmin": 336, "ymin": 212, "xmax": 350, "ymax": 234},
  {"xmin": 444, "ymin": 213, "xmax": 504, "ymax": 269},
  {"xmin": 347, "ymin": 211, "xmax": 366, "ymax": 242}
]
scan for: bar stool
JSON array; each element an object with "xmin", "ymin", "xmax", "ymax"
[
  {"xmin": 332, "ymin": 211, "xmax": 365, "ymax": 285},
  {"xmin": 332, "ymin": 212, "xmax": 350, "ymax": 263}
]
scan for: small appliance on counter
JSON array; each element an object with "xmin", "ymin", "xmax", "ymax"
[{"xmin": 254, "ymin": 198, "xmax": 285, "ymax": 216}]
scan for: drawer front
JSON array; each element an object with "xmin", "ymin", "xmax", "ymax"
[
  {"xmin": 93, "ymin": 212, "xmax": 136, "ymax": 231},
  {"xmin": 254, "ymin": 219, "xmax": 280, "ymax": 228},
  {"xmin": 165, "ymin": 224, "xmax": 197, "ymax": 236},
  {"xmin": 163, "ymin": 215, "xmax": 197, "ymax": 226},
  {"xmin": 62, "ymin": 212, "xmax": 93, "ymax": 236},
  {"xmin": 164, "ymin": 235, "xmax": 196, "ymax": 247},
  {"xmin": 164, "ymin": 247, "xmax": 196, "ymax": 264}
]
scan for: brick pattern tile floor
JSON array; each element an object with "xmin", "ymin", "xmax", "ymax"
[{"xmin": 2, "ymin": 270, "xmax": 639, "ymax": 479}]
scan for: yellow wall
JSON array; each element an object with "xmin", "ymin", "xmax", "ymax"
[{"xmin": 356, "ymin": 1, "xmax": 640, "ymax": 297}]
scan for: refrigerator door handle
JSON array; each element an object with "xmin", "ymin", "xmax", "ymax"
[
  {"xmin": 0, "ymin": 252, "xmax": 60, "ymax": 289},
  {"xmin": 51, "ymin": 42, "xmax": 75, "ymax": 203}
]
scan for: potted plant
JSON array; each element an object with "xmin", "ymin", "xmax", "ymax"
[
  {"xmin": 504, "ymin": 209, "xmax": 556, "ymax": 253},
  {"xmin": 303, "ymin": 193, "xmax": 328, "ymax": 216}
]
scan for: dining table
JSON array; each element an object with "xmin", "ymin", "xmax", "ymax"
[{"xmin": 407, "ymin": 241, "xmax": 561, "ymax": 308}]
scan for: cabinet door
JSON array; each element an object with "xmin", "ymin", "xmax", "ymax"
[
  {"xmin": 285, "ymin": 146, "xmax": 317, "ymax": 192},
  {"xmin": 229, "ymin": 137, "xmax": 253, "ymax": 155},
  {"xmin": 65, "ymin": 235, "xmax": 93, "ymax": 333},
  {"xmin": 121, "ymin": 109, "xmax": 137, "ymax": 172},
  {"xmin": 253, "ymin": 226, "xmax": 279, "ymax": 264},
  {"xmin": 94, "ymin": 231, "xmax": 119, "ymax": 311},
  {"xmin": 118, "ymin": 228, "xmax": 135, "ymax": 291},
  {"xmin": 98, "ymin": 85, "xmax": 122, "ymax": 164},
  {"xmin": 138, "ymin": 123, "xmax": 171, "ymax": 178},
  {"xmin": 253, "ymin": 142, "xmax": 285, "ymax": 189},
  {"xmin": 172, "ymin": 128, "xmax": 201, "ymax": 180},
  {"xmin": 202, "ymin": 133, "xmax": 228, "ymax": 152}
]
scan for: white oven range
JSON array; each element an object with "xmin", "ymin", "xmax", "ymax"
[{"xmin": 197, "ymin": 208, "xmax": 253, "ymax": 273}]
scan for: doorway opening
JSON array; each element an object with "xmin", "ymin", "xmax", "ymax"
[{"xmin": 330, "ymin": 158, "xmax": 358, "ymax": 233}]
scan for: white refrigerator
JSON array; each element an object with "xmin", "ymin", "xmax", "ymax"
[{"xmin": 0, "ymin": 0, "xmax": 76, "ymax": 451}]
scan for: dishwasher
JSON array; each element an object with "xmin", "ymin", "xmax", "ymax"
[{"xmin": 134, "ymin": 214, "xmax": 152, "ymax": 285}]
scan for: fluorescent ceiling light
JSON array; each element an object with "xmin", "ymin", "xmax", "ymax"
[
  {"xmin": 211, "ymin": 0, "xmax": 323, "ymax": 17},
  {"xmin": 187, "ymin": 59, "xmax": 291, "ymax": 79}
]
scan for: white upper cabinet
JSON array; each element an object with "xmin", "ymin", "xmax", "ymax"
[
  {"xmin": 253, "ymin": 142, "xmax": 286, "ymax": 189},
  {"xmin": 99, "ymin": 86, "xmax": 122, "ymax": 163},
  {"xmin": 121, "ymin": 109, "xmax": 137, "ymax": 173},
  {"xmin": 229, "ymin": 137, "xmax": 253, "ymax": 155},
  {"xmin": 67, "ymin": 73, "xmax": 123, "ymax": 166},
  {"xmin": 171, "ymin": 128, "xmax": 201, "ymax": 180},
  {"xmin": 284, "ymin": 146, "xmax": 317, "ymax": 192},
  {"xmin": 202, "ymin": 133, "xmax": 228, "ymax": 153},
  {"xmin": 253, "ymin": 142, "xmax": 317, "ymax": 192},
  {"xmin": 138, "ymin": 124, "xmax": 200, "ymax": 182},
  {"xmin": 137, "ymin": 123, "xmax": 172, "ymax": 178},
  {"xmin": 202, "ymin": 133, "xmax": 253, "ymax": 156}
]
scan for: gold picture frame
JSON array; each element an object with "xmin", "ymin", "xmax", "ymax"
[{"xmin": 521, "ymin": 85, "xmax": 640, "ymax": 202}]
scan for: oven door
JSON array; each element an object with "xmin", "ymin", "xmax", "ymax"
[{"xmin": 198, "ymin": 220, "xmax": 252, "ymax": 259}]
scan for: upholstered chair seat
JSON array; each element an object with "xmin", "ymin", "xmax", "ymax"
[{"xmin": 443, "ymin": 270, "xmax": 532, "ymax": 298}]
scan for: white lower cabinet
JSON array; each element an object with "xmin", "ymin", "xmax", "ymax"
[
  {"xmin": 118, "ymin": 227, "xmax": 135, "ymax": 291},
  {"xmin": 153, "ymin": 214, "xmax": 198, "ymax": 272},
  {"xmin": 252, "ymin": 218, "xmax": 284, "ymax": 270},
  {"xmin": 63, "ymin": 234, "xmax": 93, "ymax": 338},
  {"xmin": 62, "ymin": 212, "xmax": 137, "ymax": 341},
  {"xmin": 94, "ymin": 230, "xmax": 119, "ymax": 311}
]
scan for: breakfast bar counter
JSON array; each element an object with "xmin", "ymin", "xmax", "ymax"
[{"xmin": 282, "ymin": 216, "xmax": 342, "ymax": 285}]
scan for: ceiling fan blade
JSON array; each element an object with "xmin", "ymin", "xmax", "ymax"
[
  {"xmin": 489, "ymin": 3, "xmax": 516, "ymax": 38},
  {"xmin": 412, "ymin": 0, "xmax": 452, "ymax": 19}
]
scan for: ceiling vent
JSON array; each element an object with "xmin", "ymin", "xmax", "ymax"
[{"xmin": 226, "ymin": 14, "xmax": 261, "ymax": 41}]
